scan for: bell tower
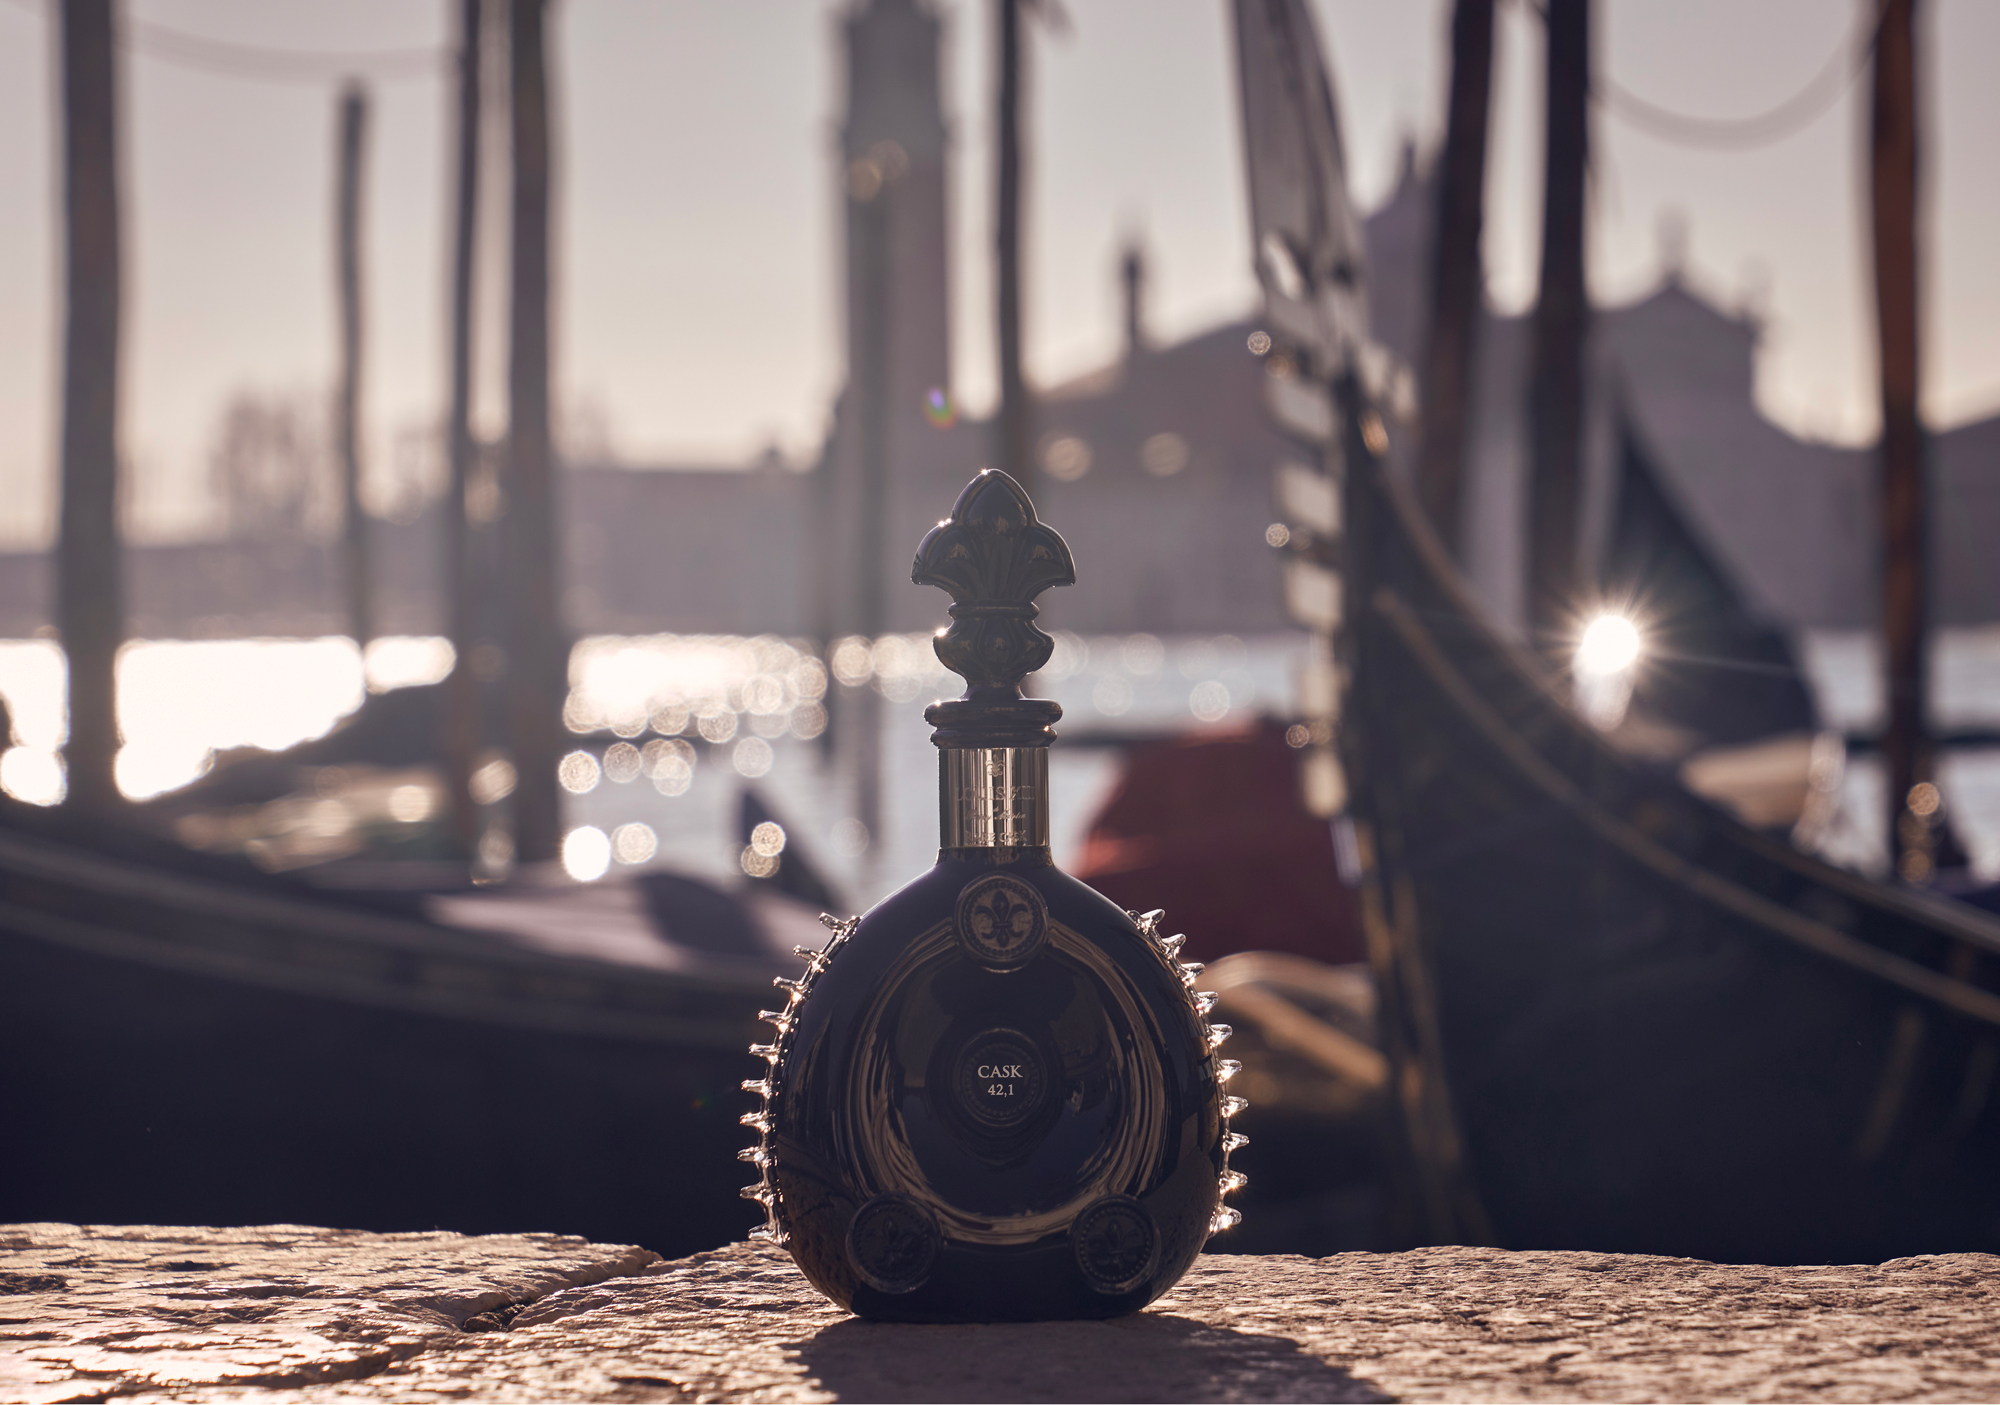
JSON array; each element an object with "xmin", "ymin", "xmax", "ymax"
[{"xmin": 823, "ymin": 0, "xmax": 953, "ymax": 640}]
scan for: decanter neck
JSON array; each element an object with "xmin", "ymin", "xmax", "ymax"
[{"xmin": 938, "ymin": 747, "xmax": 1050, "ymax": 851}]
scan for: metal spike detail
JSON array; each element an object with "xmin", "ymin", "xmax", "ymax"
[
  {"xmin": 1179, "ymin": 961, "xmax": 1205, "ymax": 983},
  {"xmin": 1225, "ymin": 1132, "xmax": 1249, "ymax": 1153},
  {"xmin": 1195, "ymin": 991, "xmax": 1219, "ymax": 1016},
  {"xmin": 1208, "ymin": 1206, "xmax": 1243, "ymax": 1235},
  {"xmin": 1205, "ymin": 1023, "xmax": 1233, "ymax": 1051},
  {"xmin": 741, "ymin": 912, "xmax": 855, "ymax": 1252},
  {"xmin": 1220, "ymin": 1169, "xmax": 1248, "ymax": 1195},
  {"xmin": 1216, "ymin": 1058, "xmax": 1243, "ymax": 1084},
  {"xmin": 1159, "ymin": 934, "xmax": 1187, "ymax": 959},
  {"xmin": 1135, "ymin": 909, "xmax": 1165, "ymax": 937},
  {"xmin": 1222, "ymin": 1096, "xmax": 1249, "ymax": 1119}
]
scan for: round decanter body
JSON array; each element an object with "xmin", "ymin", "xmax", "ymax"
[{"xmin": 763, "ymin": 850, "xmax": 1224, "ymax": 1321}]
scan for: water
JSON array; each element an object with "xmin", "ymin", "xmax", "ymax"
[
  {"xmin": 0, "ymin": 630, "xmax": 1306, "ymax": 909},
  {"xmin": 0, "ymin": 627, "xmax": 1995, "ymax": 901}
]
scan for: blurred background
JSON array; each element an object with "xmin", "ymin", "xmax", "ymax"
[{"xmin": 1, "ymin": 0, "xmax": 1997, "ymax": 1265}]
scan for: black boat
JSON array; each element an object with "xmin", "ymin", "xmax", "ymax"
[
  {"xmin": 0, "ymin": 796, "xmax": 799, "ymax": 1259},
  {"xmin": 1234, "ymin": 0, "xmax": 2000, "ymax": 1262}
]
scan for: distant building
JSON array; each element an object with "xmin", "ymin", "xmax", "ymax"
[{"xmin": 0, "ymin": 0, "xmax": 1993, "ymax": 645}]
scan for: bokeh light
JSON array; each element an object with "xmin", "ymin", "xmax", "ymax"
[
  {"xmin": 612, "ymin": 822, "xmax": 658, "ymax": 865},
  {"xmin": 1093, "ymin": 675, "xmax": 1134, "ymax": 716},
  {"xmin": 1140, "ymin": 432, "xmax": 1190, "ymax": 477},
  {"xmin": 387, "ymin": 784, "xmax": 434, "ymax": 824},
  {"xmin": 651, "ymin": 756, "xmax": 693, "ymax": 797},
  {"xmin": 561, "ymin": 825, "xmax": 612, "ymax": 882},
  {"xmin": 470, "ymin": 756, "xmax": 517, "ymax": 805},
  {"xmin": 603, "ymin": 741, "xmax": 643, "ymax": 783},
  {"xmin": 924, "ymin": 387, "xmax": 957, "ymax": 428},
  {"xmin": 733, "ymin": 735, "xmax": 774, "ymax": 777},
  {"xmin": 1189, "ymin": 680, "xmax": 1232, "ymax": 722},
  {"xmin": 831, "ymin": 818, "xmax": 870, "ymax": 857},
  {"xmin": 750, "ymin": 820, "xmax": 787, "ymax": 858},
  {"xmin": 558, "ymin": 750, "xmax": 602, "ymax": 794},
  {"xmin": 1042, "ymin": 435, "xmax": 1092, "ymax": 481}
]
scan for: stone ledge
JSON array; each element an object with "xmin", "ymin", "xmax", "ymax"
[{"xmin": 3, "ymin": 1226, "xmax": 1995, "ymax": 1402}]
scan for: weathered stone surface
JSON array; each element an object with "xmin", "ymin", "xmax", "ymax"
[
  {"xmin": 0, "ymin": 1223, "xmax": 658, "ymax": 1404},
  {"xmin": 4, "ymin": 1227, "xmax": 1997, "ymax": 1403}
]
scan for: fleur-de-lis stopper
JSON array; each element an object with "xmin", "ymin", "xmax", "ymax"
[{"xmin": 912, "ymin": 469, "xmax": 1076, "ymax": 748}]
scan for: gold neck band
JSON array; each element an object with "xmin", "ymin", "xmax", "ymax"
[{"xmin": 939, "ymin": 747, "xmax": 1049, "ymax": 849}]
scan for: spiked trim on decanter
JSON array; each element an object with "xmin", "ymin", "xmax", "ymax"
[
  {"xmin": 912, "ymin": 469, "xmax": 1077, "ymax": 750},
  {"xmin": 740, "ymin": 911, "xmax": 858, "ymax": 1246},
  {"xmin": 1131, "ymin": 907, "xmax": 1247, "ymax": 1237}
]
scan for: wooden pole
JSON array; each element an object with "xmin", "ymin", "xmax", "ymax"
[
  {"xmin": 443, "ymin": 0, "xmax": 483, "ymax": 853},
  {"xmin": 1121, "ymin": 242, "xmax": 1145, "ymax": 357},
  {"xmin": 56, "ymin": 0, "xmax": 124, "ymax": 812},
  {"xmin": 506, "ymin": 0, "xmax": 563, "ymax": 866},
  {"xmin": 994, "ymin": 0, "xmax": 1032, "ymax": 496},
  {"xmin": 334, "ymin": 83, "xmax": 373, "ymax": 650},
  {"xmin": 1871, "ymin": 0, "xmax": 1929, "ymax": 877},
  {"xmin": 1527, "ymin": 0, "xmax": 1590, "ymax": 639},
  {"xmin": 1415, "ymin": 0, "xmax": 1496, "ymax": 556},
  {"xmin": 849, "ymin": 174, "xmax": 892, "ymax": 870}
]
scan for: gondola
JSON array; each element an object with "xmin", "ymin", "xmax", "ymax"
[
  {"xmin": 1235, "ymin": 0, "xmax": 2000, "ymax": 1263},
  {"xmin": 0, "ymin": 795, "xmax": 790, "ymax": 1259}
]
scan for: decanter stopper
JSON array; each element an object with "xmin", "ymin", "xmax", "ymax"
[{"xmin": 912, "ymin": 468, "xmax": 1077, "ymax": 749}]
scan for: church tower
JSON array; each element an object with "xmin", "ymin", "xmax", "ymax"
[
  {"xmin": 821, "ymin": 0, "xmax": 954, "ymax": 640},
  {"xmin": 817, "ymin": 0, "xmax": 957, "ymax": 880}
]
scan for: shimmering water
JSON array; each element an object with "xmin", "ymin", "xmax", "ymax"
[{"xmin": 0, "ymin": 628, "xmax": 1995, "ymax": 907}]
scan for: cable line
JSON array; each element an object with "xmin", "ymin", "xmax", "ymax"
[
  {"xmin": 1527, "ymin": 0, "xmax": 1890, "ymax": 151},
  {"xmin": 0, "ymin": 0, "xmax": 443, "ymax": 82},
  {"xmin": 129, "ymin": 18, "xmax": 444, "ymax": 81}
]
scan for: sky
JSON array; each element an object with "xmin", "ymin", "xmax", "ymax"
[{"xmin": 0, "ymin": 0, "xmax": 1995, "ymax": 548}]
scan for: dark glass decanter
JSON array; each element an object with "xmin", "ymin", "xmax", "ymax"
[{"xmin": 739, "ymin": 469, "xmax": 1244, "ymax": 1322}]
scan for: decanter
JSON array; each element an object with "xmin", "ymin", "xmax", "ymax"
[{"xmin": 739, "ymin": 469, "xmax": 1243, "ymax": 1322}]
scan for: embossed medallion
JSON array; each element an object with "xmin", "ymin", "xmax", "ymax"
[
  {"xmin": 847, "ymin": 1193, "xmax": 939, "ymax": 1295},
  {"xmin": 953, "ymin": 1029, "xmax": 1046, "ymax": 1130},
  {"xmin": 1071, "ymin": 1194, "xmax": 1160, "ymax": 1295},
  {"xmin": 954, "ymin": 873, "xmax": 1049, "ymax": 970}
]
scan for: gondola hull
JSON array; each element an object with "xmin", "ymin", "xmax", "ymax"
[
  {"xmin": 1345, "ymin": 444, "xmax": 2000, "ymax": 1263},
  {"xmin": 0, "ymin": 809, "xmax": 773, "ymax": 1259}
]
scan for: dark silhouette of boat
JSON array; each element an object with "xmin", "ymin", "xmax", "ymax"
[
  {"xmin": 0, "ymin": 796, "xmax": 790, "ymax": 1259},
  {"xmin": 1234, "ymin": 0, "xmax": 2000, "ymax": 1263},
  {"xmin": 1341, "ymin": 436, "xmax": 2000, "ymax": 1261}
]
